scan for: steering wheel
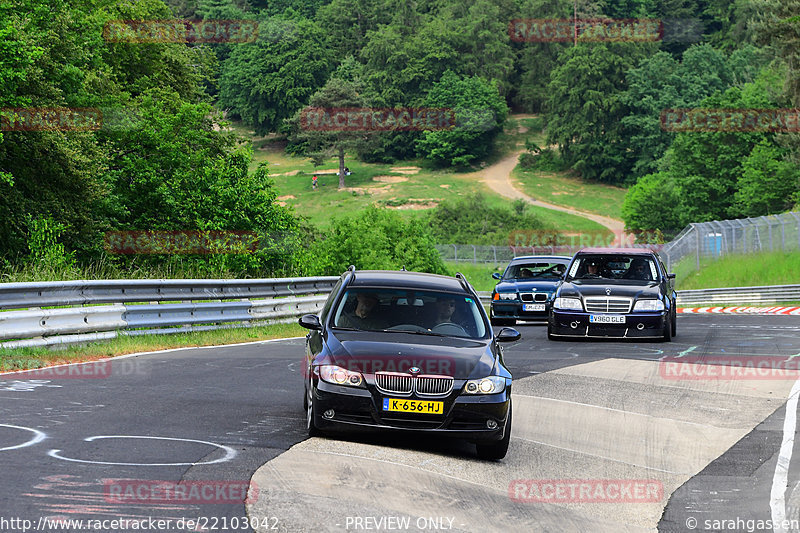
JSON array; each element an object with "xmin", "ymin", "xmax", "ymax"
[{"xmin": 431, "ymin": 322, "xmax": 467, "ymax": 334}]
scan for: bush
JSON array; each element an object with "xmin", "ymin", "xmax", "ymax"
[
  {"xmin": 306, "ymin": 207, "xmax": 448, "ymax": 275},
  {"xmin": 519, "ymin": 148, "xmax": 569, "ymax": 172},
  {"xmin": 427, "ymin": 193, "xmax": 545, "ymax": 244}
]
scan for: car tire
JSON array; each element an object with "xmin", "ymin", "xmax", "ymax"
[
  {"xmin": 662, "ymin": 317, "xmax": 672, "ymax": 342},
  {"xmin": 671, "ymin": 308, "xmax": 677, "ymax": 337},
  {"xmin": 306, "ymin": 381, "xmax": 320, "ymax": 437},
  {"xmin": 476, "ymin": 404, "xmax": 512, "ymax": 461}
]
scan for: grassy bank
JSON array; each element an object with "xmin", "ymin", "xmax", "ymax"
[
  {"xmin": 673, "ymin": 250, "xmax": 800, "ymax": 290},
  {"xmin": 512, "ymin": 167, "xmax": 628, "ymax": 220}
]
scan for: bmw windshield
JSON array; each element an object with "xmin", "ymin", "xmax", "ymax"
[{"xmin": 331, "ymin": 288, "xmax": 489, "ymax": 339}]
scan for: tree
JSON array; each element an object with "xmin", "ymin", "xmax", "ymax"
[
  {"xmin": 545, "ymin": 42, "xmax": 654, "ymax": 183},
  {"xmin": 621, "ymin": 44, "xmax": 765, "ymax": 180},
  {"xmin": 733, "ymin": 142, "xmax": 800, "ymax": 217},
  {"xmin": 416, "ymin": 71, "xmax": 508, "ymax": 167},
  {"xmin": 219, "ymin": 17, "xmax": 334, "ymax": 135},
  {"xmin": 287, "ymin": 79, "xmax": 379, "ymax": 188},
  {"xmin": 621, "ymin": 172, "xmax": 686, "ymax": 232}
]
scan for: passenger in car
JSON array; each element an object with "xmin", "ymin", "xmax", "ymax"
[{"xmin": 625, "ymin": 259, "xmax": 651, "ymax": 281}]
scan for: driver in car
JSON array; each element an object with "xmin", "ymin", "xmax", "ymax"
[
  {"xmin": 339, "ymin": 292, "xmax": 380, "ymax": 330},
  {"xmin": 433, "ymin": 298, "xmax": 457, "ymax": 324},
  {"xmin": 585, "ymin": 259, "xmax": 602, "ymax": 277}
]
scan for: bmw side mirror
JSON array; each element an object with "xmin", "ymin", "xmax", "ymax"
[
  {"xmin": 495, "ymin": 327, "xmax": 521, "ymax": 342},
  {"xmin": 492, "ymin": 273, "xmax": 502, "ymax": 280},
  {"xmin": 299, "ymin": 314, "xmax": 322, "ymax": 330},
  {"xmin": 667, "ymin": 273, "xmax": 676, "ymax": 280}
]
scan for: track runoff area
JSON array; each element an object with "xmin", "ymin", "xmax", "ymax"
[{"xmin": 0, "ymin": 314, "xmax": 799, "ymax": 532}]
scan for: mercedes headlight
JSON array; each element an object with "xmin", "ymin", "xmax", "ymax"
[
  {"xmin": 633, "ymin": 299, "xmax": 665, "ymax": 312},
  {"xmin": 553, "ymin": 297, "xmax": 583, "ymax": 311}
]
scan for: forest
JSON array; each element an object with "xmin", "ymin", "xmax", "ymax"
[{"xmin": 1, "ymin": 0, "xmax": 798, "ymax": 277}]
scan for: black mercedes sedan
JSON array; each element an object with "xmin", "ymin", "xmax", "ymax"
[
  {"xmin": 298, "ymin": 267, "xmax": 520, "ymax": 460},
  {"xmin": 548, "ymin": 248, "xmax": 677, "ymax": 341},
  {"xmin": 490, "ymin": 255, "xmax": 572, "ymax": 325}
]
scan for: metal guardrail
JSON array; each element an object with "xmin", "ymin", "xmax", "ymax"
[
  {"xmin": 1, "ymin": 278, "xmax": 796, "ymax": 350},
  {"xmin": 0, "ymin": 277, "xmax": 339, "ymax": 309},
  {"xmin": 0, "ymin": 277, "xmax": 339, "ymax": 349},
  {"xmin": 675, "ymin": 285, "xmax": 800, "ymax": 306}
]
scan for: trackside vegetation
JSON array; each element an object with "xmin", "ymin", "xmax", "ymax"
[{"xmin": 1, "ymin": 0, "xmax": 799, "ymax": 281}]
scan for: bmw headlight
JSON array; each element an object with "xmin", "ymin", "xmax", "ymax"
[
  {"xmin": 494, "ymin": 292, "xmax": 518, "ymax": 301},
  {"xmin": 318, "ymin": 365, "xmax": 364, "ymax": 387},
  {"xmin": 464, "ymin": 376, "xmax": 506, "ymax": 394},
  {"xmin": 633, "ymin": 299, "xmax": 665, "ymax": 312},
  {"xmin": 553, "ymin": 297, "xmax": 583, "ymax": 311}
]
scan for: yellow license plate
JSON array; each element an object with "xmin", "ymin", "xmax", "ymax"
[{"xmin": 382, "ymin": 398, "xmax": 443, "ymax": 414}]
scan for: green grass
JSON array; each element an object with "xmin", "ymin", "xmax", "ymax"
[
  {"xmin": 445, "ymin": 261, "xmax": 505, "ymax": 292},
  {"xmin": 232, "ymin": 116, "xmax": 624, "ymax": 237},
  {"xmin": 0, "ymin": 322, "xmax": 305, "ymax": 364},
  {"xmin": 673, "ymin": 250, "xmax": 800, "ymax": 290},
  {"xmin": 511, "ymin": 167, "xmax": 628, "ymax": 220}
]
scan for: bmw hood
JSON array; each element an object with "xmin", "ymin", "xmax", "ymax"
[
  {"xmin": 321, "ymin": 331, "xmax": 496, "ymax": 380},
  {"xmin": 494, "ymin": 280, "xmax": 560, "ymax": 294}
]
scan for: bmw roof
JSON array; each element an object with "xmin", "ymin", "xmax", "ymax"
[
  {"xmin": 344, "ymin": 270, "xmax": 472, "ymax": 292},
  {"xmin": 509, "ymin": 255, "xmax": 572, "ymax": 262}
]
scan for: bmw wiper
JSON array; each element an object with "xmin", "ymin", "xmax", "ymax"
[
  {"xmin": 382, "ymin": 328, "xmax": 453, "ymax": 338},
  {"xmin": 331, "ymin": 326, "xmax": 359, "ymax": 331}
]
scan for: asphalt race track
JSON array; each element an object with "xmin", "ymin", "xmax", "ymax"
[{"xmin": 2, "ymin": 314, "xmax": 800, "ymax": 533}]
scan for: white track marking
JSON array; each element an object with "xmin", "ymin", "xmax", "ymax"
[
  {"xmin": 0, "ymin": 424, "xmax": 47, "ymax": 451},
  {"xmin": 771, "ymin": 378, "xmax": 800, "ymax": 532},
  {"xmin": 48, "ymin": 435, "xmax": 236, "ymax": 466}
]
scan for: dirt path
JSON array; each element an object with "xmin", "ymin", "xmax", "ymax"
[{"xmin": 468, "ymin": 149, "xmax": 625, "ymax": 238}]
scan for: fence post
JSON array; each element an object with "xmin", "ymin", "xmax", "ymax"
[
  {"xmin": 763, "ymin": 216, "xmax": 774, "ymax": 251},
  {"xmin": 472, "ymin": 245, "xmax": 477, "ymax": 264},
  {"xmin": 792, "ymin": 213, "xmax": 800, "ymax": 250},
  {"xmin": 452, "ymin": 244, "xmax": 457, "ymax": 262},
  {"xmin": 694, "ymin": 224, "xmax": 700, "ymax": 271},
  {"xmin": 778, "ymin": 214, "xmax": 786, "ymax": 252},
  {"xmin": 492, "ymin": 245, "xmax": 497, "ymax": 264}
]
